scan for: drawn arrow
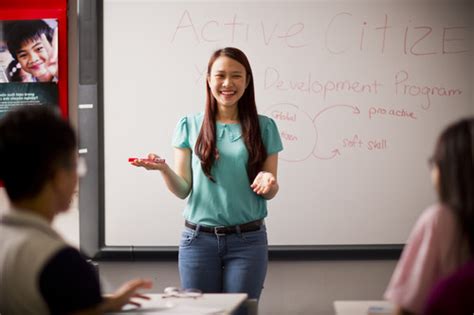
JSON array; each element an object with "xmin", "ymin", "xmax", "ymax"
[
  {"xmin": 312, "ymin": 104, "xmax": 360, "ymax": 122},
  {"xmin": 313, "ymin": 148, "xmax": 341, "ymax": 160}
]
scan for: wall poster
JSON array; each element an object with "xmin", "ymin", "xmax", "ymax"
[{"xmin": 0, "ymin": 19, "xmax": 59, "ymax": 118}]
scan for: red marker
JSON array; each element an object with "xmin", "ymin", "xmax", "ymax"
[{"xmin": 128, "ymin": 157, "xmax": 165, "ymax": 163}]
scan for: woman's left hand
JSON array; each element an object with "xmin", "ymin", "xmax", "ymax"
[{"xmin": 251, "ymin": 171, "xmax": 277, "ymax": 195}]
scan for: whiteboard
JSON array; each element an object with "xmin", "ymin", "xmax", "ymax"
[{"xmin": 101, "ymin": 0, "xmax": 473, "ymax": 247}]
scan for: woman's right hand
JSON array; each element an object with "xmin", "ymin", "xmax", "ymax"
[
  {"xmin": 130, "ymin": 148, "xmax": 192, "ymax": 199},
  {"xmin": 131, "ymin": 153, "xmax": 168, "ymax": 171}
]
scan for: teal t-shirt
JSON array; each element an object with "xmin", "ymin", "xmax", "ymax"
[{"xmin": 172, "ymin": 112, "xmax": 283, "ymax": 226}]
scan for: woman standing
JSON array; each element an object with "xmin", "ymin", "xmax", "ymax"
[{"xmin": 132, "ymin": 47, "xmax": 283, "ymax": 300}]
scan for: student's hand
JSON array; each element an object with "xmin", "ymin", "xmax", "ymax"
[
  {"xmin": 251, "ymin": 171, "xmax": 277, "ymax": 195},
  {"xmin": 131, "ymin": 153, "xmax": 168, "ymax": 171},
  {"xmin": 102, "ymin": 278, "xmax": 153, "ymax": 311},
  {"xmin": 40, "ymin": 27, "xmax": 58, "ymax": 80}
]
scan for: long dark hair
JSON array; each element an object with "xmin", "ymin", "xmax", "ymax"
[
  {"xmin": 195, "ymin": 47, "xmax": 267, "ymax": 182},
  {"xmin": 432, "ymin": 117, "xmax": 474, "ymax": 254}
]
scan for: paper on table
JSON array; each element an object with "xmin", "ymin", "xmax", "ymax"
[
  {"xmin": 160, "ymin": 305, "xmax": 225, "ymax": 314},
  {"xmin": 112, "ymin": 304, "xmax": 225, "ymax": 314},
  {"xmin": 367, "ymin": 304, "xmax": 394, "ymax": 315}
]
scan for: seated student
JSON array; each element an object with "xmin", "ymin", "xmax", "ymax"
[
  {"xmin": 0, "ymin": 106, "xmax": 152, "ymax": 315},
  {"xmin": 423, "ymin": 259, "xmax": 474, "ymax": 315},
  {"xmin": 384, "ymin": 117, "xmax": 474, "ymax": 315},
  {"xmin": 4, "ymin": 20, "xmax": 58, "ymax": 82}
]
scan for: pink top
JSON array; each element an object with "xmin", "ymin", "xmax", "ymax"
[{"xmin": 384, "ymin": 204, "xmax": 470, "ymax": 314}]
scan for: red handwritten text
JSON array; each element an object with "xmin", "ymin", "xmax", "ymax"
[
  {"xmin": 272, "ymin": 110, "xmax": 296, "ymax": 121},
  {"xmin": 281, "ymin": 131, "xmax": 298, "ymax": 141},
  {"xmin": 264, "ymin": 67, "xmax": 382, "ymax": 99},
  {"xmin": 368, "ymin": 106, "xmax": 417, "ymax": 120},
  {"xmin": 171, "ymin": 10, "xmax": 308, "ymax": 48},
  {"xmin": 325, "ymin": 12, "xmax": 470, "ymax": 56},
  {"xmin": 395, "ymin": 70, "xmax": 463, "ymax": 109},
  {"xmin": 367, "ymin": 139, "xmax": 387, "ymax": 150}
]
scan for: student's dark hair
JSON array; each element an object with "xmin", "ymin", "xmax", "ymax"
[
  {"xmin": 4, "ymin": 20, "xmax": 53, "ymax": 61},
  {"xmin": 432, "ymin": 117, "xmax": 474, "ymax": 254},
  {"xmin": 0, "ymin": 105, "xmax": 76, "ymax": 202},
  {"xmin": 195, "ymin": 47, "xmax": 267, "ymax": 182}
]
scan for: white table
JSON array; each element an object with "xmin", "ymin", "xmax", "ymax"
[
  {"xmin": 106, "ymin": 293, "xmax": 248, "ymax": 315},
  {"xmin": 334, "ymin": 300, "xmax": 394, "ymax": 315}
]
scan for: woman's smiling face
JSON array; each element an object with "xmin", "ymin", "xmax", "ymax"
[{"xmin": 207, "ymin": 55, "xmax": 248, "ymax": 109}]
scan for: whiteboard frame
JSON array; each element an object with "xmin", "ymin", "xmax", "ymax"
[{"xmin": 77, "ymin": 0, "xmax": 405, "ymax": 260}]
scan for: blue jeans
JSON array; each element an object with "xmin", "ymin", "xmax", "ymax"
[{"xmin": 178, "ymin": 224, "xmax": 268, "ymax": 300}]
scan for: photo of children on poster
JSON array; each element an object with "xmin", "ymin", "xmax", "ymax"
[{"xmin": 0, "ymin": 19, "xmax": 58, "ymax": 118}]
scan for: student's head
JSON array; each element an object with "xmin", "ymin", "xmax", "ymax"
[
  {"xmin": 0, "ymin": 106, "xmax": 77, "ymax": 211},
  {"xmin": 431, "ymin": 117, "xmax": 474, "ymax": 251},
  {"xmin": 197, "ymin": 47, "xmax": 266, "ymax": 182},
  {"xmin": 5, "ymin": 20, "xmax": 53, "ymax": 80},
  {"xmin": 6, "ymin": 60, "xmax": 32, "ymax": 82}
]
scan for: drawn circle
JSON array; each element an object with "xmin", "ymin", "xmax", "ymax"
[{"xmin": 264, "ymin": 103, "xmax": 317, "ymax": 162}]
